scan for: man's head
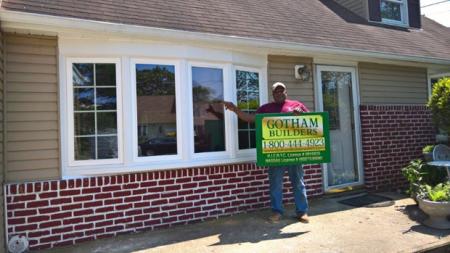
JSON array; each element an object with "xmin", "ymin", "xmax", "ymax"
[{"xmin": 272, "ymin": 82, "xmax": 287, "ymax": 104}]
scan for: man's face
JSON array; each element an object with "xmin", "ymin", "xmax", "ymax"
[{"xmin": 272, "ymin": 86, "xmax": 287, "ymax": 104}]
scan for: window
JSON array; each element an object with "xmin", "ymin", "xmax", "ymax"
[
  {"xmin": 192, "ymin": 66, "xmax": 225, "ymax": 153},
  {"xmin": 236, "ymin": 70, "xmax": 260, "ymax": 149},
  {"xmin": 70, "ymin": 61, "xmax": 121, "ymax": 163},
  {"xmin": 135, "ymin": 64, "xmax": 177, "ymax": 157},
  {"xmin": 380, "ymin": 0, "xmax": 407, "ymax": 24}
]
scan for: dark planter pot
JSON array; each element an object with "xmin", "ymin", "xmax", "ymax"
[{"xmin": 423, "ymin": 152, "xmax": 433, "ymax": 162}]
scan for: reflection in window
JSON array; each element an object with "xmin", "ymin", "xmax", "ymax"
[
  {"xmin": 136, "ymin": 64, "xmax": 177, "ymax": 157},
  {"xmin": 73, "ymin": 63, "xmax": 118, "ymax": 160},
  {"xmin": 236, "ymin": 70, "xmax": 259, "ymax": 149},
  {"xmin": 192, "ymin": 67, "xmax": 225, "ymax": 153},
  {"xmin": 321, "ymin": 71, "xmax": 352, "ymax": 130},
  {"xmin": 381, "ymin": 0, "xmax": 404, "ymax": 22}
]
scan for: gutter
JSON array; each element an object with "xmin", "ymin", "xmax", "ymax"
[{"xmin": 1, "ymin": 9, "xmax": 450, "ymax": 66}]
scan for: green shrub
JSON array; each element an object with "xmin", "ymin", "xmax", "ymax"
[
  {"xmin": 427, "ymin": 77, "xmax": 450, "ymax": 133},
  {"xmin": 401, "ymin": 159, "xmax": 447, "ymax": 198}
]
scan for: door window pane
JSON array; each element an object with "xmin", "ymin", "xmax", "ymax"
[
  {"xmin": 136, "ymin": 64, "xmax": 177, "ymax": 157},
  {"xmin": 72, "ymin": 63, "xmax": 118, "ymax": 160},
  {"xmin": 192, "ymin": 67, "xmax": 225, "ymax": 153},
  {"xmin": 236, "ymin": 70, "xmax": 259, "ymax": 149}
]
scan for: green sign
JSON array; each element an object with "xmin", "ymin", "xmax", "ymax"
[{"xmin": 255, "ymin": 112, "xmax": 331, "ymax": 166}]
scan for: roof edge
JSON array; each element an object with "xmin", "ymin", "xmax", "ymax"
[{"xmin": 1, "ymin": 9, "xmax": 450, "ymax": 65}]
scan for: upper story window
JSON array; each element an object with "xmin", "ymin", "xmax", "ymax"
[
  {"xmin": 380, "ymin": 0, "xmax": 408, "ymax": 25},
  {"xmin": 69, "ymin": 60, "xmax": 122, "ymax": 165},
  {"xmin": 235, "ymin": 69, "xmax": 260, "ymax": 150}
]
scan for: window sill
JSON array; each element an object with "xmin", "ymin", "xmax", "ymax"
[{"xmin": 62, "ymin": 155, "xmax": 257, "ymax": 179}]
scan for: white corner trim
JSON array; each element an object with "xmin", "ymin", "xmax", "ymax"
[{"xmin": 2, "ymin": 9, "xmax": 450, "ymax": 65}]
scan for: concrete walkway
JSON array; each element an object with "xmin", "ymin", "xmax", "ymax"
[{"xmin": 36, "ymin": 192, "xmax": 450, "ymax": 253}]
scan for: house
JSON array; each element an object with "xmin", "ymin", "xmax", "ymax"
[{"xmin": 0, "ymin": 0, "xmax": 449, "ymax": 251}]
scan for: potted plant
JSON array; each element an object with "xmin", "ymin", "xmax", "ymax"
[
  {"xmin": 427, "ymin": 77, "xmax": 450, "ymax": 144},
  {"xmin": 416, "ymin": 182, "xmax": 450, "ymax": 229}
]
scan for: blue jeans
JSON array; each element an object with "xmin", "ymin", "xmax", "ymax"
[{"xmin": 268, "ymin": 165, "xmax": 308, "ymax": 215}]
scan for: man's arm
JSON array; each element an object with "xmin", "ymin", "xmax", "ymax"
[{"xmin": 222, "ymin": 101, "xmax": 255, "ymax": 123}]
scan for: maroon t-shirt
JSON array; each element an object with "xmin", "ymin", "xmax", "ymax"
[{"xmin": 256, "ymin": 99, "xmax": 309, "ymax": 114}]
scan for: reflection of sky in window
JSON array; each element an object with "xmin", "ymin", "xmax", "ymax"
[{"xmin": 192, "ymin": 67, "xmax": 223, "ymax": 100}]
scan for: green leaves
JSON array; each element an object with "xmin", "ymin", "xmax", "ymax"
[
  {"xmin": 421, "ymin": 183, "xmax": 450, "ymax": 202},
  {"xmin": 427, "ymin": 78, "xmax": 450, "ymax": 133}
]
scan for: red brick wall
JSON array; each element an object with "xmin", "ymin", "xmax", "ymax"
[
  {"xmin": 5, "ymin": 163, "xmax": 322, "ymax": 251},
  {"xmin": 360, "ymin": 105, "xmax": 434, "ymax": 191}
]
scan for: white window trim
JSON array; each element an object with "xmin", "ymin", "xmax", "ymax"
[
  {"xmin": 380, "ymin": 0, "xmax": 409, "ymax": 26},
  {"xmin": 314, "ymin": 65, "xmax": 364, "ymax": 192},
  {"xmin": 233, "ymin": 66, "xmax": 265, "ymax": 157},
  {"xmin": 66, "ymin": 58, "xmax": 124, "ymax": 166},
  {"xmin": 130, "ymin": 58, "xmax": 184, "ymax": 163},
  {"xmin": 188, "ymin": 61, "xmax": 233, "ymax": 160}
]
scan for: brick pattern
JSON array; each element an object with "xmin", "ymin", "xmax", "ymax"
[
  {"xmin": 360, "ymin": 105, "xmax": 435, "ymax": 191},
  {"xmin": 5, "ymin": 163, "xmax": 322, "ymax": 251}
]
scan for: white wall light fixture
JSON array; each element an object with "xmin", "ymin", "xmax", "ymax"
[{"xmin": 295, "ymin": 64, "xmax": 311, "ymax": 81}]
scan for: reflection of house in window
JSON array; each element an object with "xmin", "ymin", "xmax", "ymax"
[
  {"xmin": 135, "ymin": 64, "xmax": 177, "ymax": 157},
  {"xmin": 137, "ymin": 95, "xmax": 176, "ymax": 139},
  {"xmin": 192, "ymin": 67, "xmax": 225, "ymax": 153}
]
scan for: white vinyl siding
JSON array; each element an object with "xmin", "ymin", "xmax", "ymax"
[{"xmin": 268, "ymin": 55, "xmax": 315, "ymax": 110}]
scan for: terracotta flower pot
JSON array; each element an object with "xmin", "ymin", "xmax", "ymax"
[{"xmin": 417, "ymin": 197, "xmax": 450, "ymax": 229}]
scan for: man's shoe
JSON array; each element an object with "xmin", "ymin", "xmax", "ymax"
[
  {"xmin": 297, "ymin": 213, "xmax": 309, "ymax": 223},
  {"xmin": 268, "ymin": 212, "xmax": 282, "ymax": 223}
]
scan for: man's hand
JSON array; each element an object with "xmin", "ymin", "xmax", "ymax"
[
  {"xmin": 222, "ymin": 101, "xmax": 238, "ymax": 113},
  {"xmin": 292, "ymin": 106, "xmax": 304, "ymax": 116}
]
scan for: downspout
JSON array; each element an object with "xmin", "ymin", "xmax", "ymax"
[{"xmin": 2, "ymin": 31, "xmax": 8, "ymax": 251}]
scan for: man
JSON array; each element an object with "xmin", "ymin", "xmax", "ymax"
[{"xmin": 223, "ymin": 82, "xmax": 310, "ymax": 223}]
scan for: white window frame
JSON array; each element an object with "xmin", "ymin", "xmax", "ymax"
[
  {"xmin": 188, "ymin": 62, "xmax": 233, "ymax": 160},
  {"xmin": 233, "ymin": 66, "xmax": 265, "ymax": 156},
  {"xmin": 66, "ymin": 58, "xmax": 123, "ymax": 166},
  {"xmin": 380, "ymin": 0, "xmax": 409, "ymax": 26},
  {"xmin": 130, "ymin": 59, "xmax": 184, "ymax": 163}
]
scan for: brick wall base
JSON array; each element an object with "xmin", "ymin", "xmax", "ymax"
[
  {"xmin": 5, "ymin": 163, "xmax": 322, "ymax": 251},
  {"xmin": 360, "ymin": 105, "xmax": 435, "ymax": 191}
]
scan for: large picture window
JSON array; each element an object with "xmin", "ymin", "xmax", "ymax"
[
  {"xmin": 135, "ymin": 64, "xmax": 177, "ymax": 157},
  {"xmin": 380, "ymin": 0, "xmax": 407, "ymax": 24},
  {"xmin": 72, "ymin": 63, "xmax": 119, "ymax": 161},
  {"xmin": 236, "ymin": 70, "xmax": 259, "ymax": 149},
  {"xmin": 192, "ymin": 66, "xmax": 225, "ymax": 153}
]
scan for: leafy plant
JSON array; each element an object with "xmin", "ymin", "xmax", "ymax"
[
  {"xmin": 422, "ymin": 145, "xmax": 435, "ymax": 154},
  {"xmin": 427, "ymin": 77, "xmax": 450, "ymax": 134},
  {"xmin": 401, "ymin": 159, "xmax": 447, "ymax": 198},
  {"xmin": 418, "ymin": 183, "xmax": 450, "ymax": 202}
]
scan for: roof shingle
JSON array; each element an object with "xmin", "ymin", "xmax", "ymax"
[{"xmin": 2, "ymin": 0, "xmax": 450, "ymax": 61}]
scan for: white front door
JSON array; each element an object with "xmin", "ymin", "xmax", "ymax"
[{"xmin": 316, "ymin": 66, "xmax": 363, "ymax": 190}]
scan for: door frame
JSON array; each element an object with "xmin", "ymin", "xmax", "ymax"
[{"xmin": 314, "ymin": 65, "xmax": 364, "ymax": 192}]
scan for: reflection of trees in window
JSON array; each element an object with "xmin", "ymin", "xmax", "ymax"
[
  {"xmin": 322, "ymin": 71, "xmax": 340, "ymax": 130},
  {"xmin": 73, "ymin": 63, "xmax": 118, "ymax": 160},
  {"xmin": 136, "ymin": 64, "xmax": 177, "ymax": 157},
  {"xmin": 136, "ymin": 65, "xmax": 175, "ymax": 96},
  {"xmin": 236, "ymin": 70, "xmax": 259, "ymax": 149}
]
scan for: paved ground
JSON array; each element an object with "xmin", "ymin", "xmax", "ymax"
[{"xmin": 36, "ymin": 192, "xmax": 450, "ymax": 253}]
